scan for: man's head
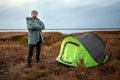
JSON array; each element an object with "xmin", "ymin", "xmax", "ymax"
[{"xmin": 31, "ymin": 10, "xmax": 38, "ymax": 19}]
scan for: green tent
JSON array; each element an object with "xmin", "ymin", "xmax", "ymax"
[{"xmin": 56, "ymin": 33, "xmax": 108, "ymax": 67}]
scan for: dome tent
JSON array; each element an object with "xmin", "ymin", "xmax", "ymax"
[{"xmin": 56, "ymin": 33, "xmax": 108, "ymax": 67}]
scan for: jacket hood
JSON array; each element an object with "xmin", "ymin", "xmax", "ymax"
[
  {"xmin": 26, "ymin": 17, "xmax": 33, "ymax": 20},
  {"xmin": 26, "ymin": 17, "xmax": 39, "ymax": 20}
]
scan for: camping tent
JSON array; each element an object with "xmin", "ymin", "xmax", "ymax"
[{"xmin": 56, "ymin": 33, "xmax": 108, "ymax": 67}]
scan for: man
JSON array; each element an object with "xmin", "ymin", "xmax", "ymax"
[{"xmin": 26, "ymin": 10, "xmax": 45, "ymax": 67}]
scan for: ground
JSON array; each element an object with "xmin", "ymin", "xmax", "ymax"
[{"xmin": 0, "ymin": 31, "xmax": 120, "ymax": 80}]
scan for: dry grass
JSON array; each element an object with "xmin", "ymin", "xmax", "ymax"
[{"xmin": 0, "ymin": 31, "xmax": 120, "ymax": 80}]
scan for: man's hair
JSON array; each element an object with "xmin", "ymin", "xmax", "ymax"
[{"xmin": 31, "ymin": 10, "xmax": 38, "ymax": 15}]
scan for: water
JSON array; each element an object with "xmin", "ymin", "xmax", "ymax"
[
  {"xmin": 0, "ymin": 28, "xmax": 119, "ymax": 34},
  {"xmin": 0, "ymin": 29, "xmax": 98, "ymax": 34}
]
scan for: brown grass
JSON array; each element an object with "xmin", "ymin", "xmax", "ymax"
[{"xmin": 0, "ymin": 31, "xmax": 120, "ymax": 80}]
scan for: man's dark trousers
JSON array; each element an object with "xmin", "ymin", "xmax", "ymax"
[{"xmin": 27, "ymin": 41, "xmax": 42, "ymax": 66}]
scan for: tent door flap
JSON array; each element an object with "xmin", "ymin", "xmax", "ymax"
[{"xmin": 60, "ymin": 42, "xmax": 79, "ymax": 64}]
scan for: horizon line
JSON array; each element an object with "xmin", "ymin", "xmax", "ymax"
[{"xmin": 0, "ymin": 28, "xmax": 120, "ymax": 30}]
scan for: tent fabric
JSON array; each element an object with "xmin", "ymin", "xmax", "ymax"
[
  {"xmin": 74, "ymin": 33, "xmax": 106, "ymax": 63},
  {"xmin": 56, "ymin": 33, "xmax": 108, "ymax": 67}
]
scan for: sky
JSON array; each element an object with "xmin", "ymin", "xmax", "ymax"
[{"xmin": 0, "ymin": 0, "xmax": 120, "ymax": 30}]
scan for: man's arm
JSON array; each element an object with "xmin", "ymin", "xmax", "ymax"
[
  {"xmin": 37, "ymin": 19, "xmax": 45, "ymax": 30},
  {"xmin": 26, "ymin": 17, "xmax": 42, "ymax": 30}
]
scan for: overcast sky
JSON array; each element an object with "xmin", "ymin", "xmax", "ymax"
[{"xmin": 0, "ymin": 0, "xmax": 120, "ymax": 29}]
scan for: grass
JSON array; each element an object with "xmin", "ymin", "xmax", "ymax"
[{"xmin": 0, "ymin": 31, "xmax": 120, "ymax": 80}]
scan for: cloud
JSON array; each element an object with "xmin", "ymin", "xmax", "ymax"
[
  {"xmin": 0, "ymin": 0, "xmax": 39, "ymax": 19},
  {"xmin": 39, "ymin": 0, "xmax": 120, "ymax": 10},
  {"xmin": 0, "ymin": 0, "xmax": 120, "ymax": 11},
  {"xmin": 0, "ymin": 0, "xmax": 37, "ymax": 8},
  {"xmin": 63, "ymin": 0, "xmax": 120, "ymax": 7},
  {"xmin": 0, "ymin": 0, "xmax": 120, "ymax": 29}
]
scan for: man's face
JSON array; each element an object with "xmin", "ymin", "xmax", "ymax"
[{"xmin": 32, "ymin": 13, "xmax": 38, "ymax": 19}]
